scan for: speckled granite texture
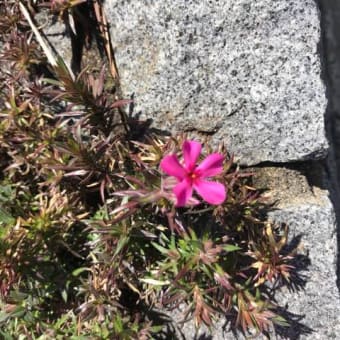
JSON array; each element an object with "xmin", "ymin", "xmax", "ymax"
[
  {"xmin": 269, "ymin": 201, "xmax": 340, "ymax": 340},
  {"xmin": 105, "ymin": 0, "xmax": 328, "ymax": 165},
  {"xmin": 263, "ymin": 165, "xmax": 340, "ymax": 340}
]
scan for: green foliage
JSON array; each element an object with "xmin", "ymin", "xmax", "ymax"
[{"xmin": 0, "ymin": 1, "xmax": 301, "ymax": 338}]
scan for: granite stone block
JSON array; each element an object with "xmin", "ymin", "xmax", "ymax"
[
  {"xmin": 105, "ymin": 0, "xmax": 328, "ymax": 165},
  {"xmin": 256, "ymin": 165, "xmax": 340, "ymax": 339}
]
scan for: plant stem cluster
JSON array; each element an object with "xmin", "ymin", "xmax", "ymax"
[{"xmin": 0, "ymin": 1, "xmax": 300, "ymax": 338}]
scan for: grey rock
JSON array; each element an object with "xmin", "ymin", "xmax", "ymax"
[
  {"xmin": 105, "ymin": 0, "xmax": 328, "ymax": 165},
  {"xmin": 318, "ymin": 0, "xmax": 340, "ymax": 168},
  {"xmin": 34, "ymin": 10, "xmax": 73, "ymax": 68},
  {"xmin": 269, "ymin": 202, "xmax": 340, "ymax": 340},
  {"xmin": 260, "ymin": 165, "xmax": 340, "ymax": 340},
  {"xmin": 318, "ymin": 0, "xmax": 340, "ymax": 305}
]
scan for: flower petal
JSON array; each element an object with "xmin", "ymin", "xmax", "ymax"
[
  {"xmin": 174, "ymin": 179, "xmax": 193, "ymax": 207},
  {"xmin": 194, "ymin": 179, "xmax": 226, "ymax": 205},
  {"xmin": 196, "ymin": 153, "xmax": 224, "ymax": 178},
  {"xmin": 160, "ymin": 155, "xmax": 186, "ymax": 180},
  {"xmin": 183, "ymin": 140, "xmax": 202, "ymax": 171}
]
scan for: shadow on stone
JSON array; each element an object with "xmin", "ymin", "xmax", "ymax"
[
  {"xmin": 279, "ymin": 234, "xmax": 311, "ymax": 293},
  {"xmin": 274, "ymin": 308, "xmax": 314, "ymax": 340},
  {"xmin": 265, "ymin": 234, "xmax": 312, "ymax": 339},
  {"xmin": 126, "ymin": 94, "xmax": 172, "ymax": 140},
  {"xmin": 194, "ymin": 335, "xmax": 213, "ymax": 340},
  {"xmin": 142, "ymin": 307, "xmax": 186, "ymax": 340},
  {"xmin": 315, "ymin": 0, "xmax": 340, "ymax": 294}
]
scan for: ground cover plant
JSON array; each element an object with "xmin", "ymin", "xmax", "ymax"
[{"xmin": 0, "ymin": 1, "xmax": 303, "ymax": 338}]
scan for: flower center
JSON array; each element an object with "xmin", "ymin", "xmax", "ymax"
[{"xmin": 189, "ymin": 172, "xmax": 198, "ymax": 181}]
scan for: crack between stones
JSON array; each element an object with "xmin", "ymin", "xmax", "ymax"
[{"xmin": 314, "ymin": 0, "xmax": 340, "ymax": 293}]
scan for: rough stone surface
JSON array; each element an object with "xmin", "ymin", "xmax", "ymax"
[
  {"xmin": 318, "ymin": 0, "xmax": 340, "ymax": 169},
  {"xmin": 105, "ymin": 0, "xmax": 328, "ymax": 165},
  {"xmin": 34, "ymin": 9, "xmax": 104, "ymax": 76},
  {"xmin": 318, "ymin": 0, "xmax": 340, "ymax": 294},
  {"xmin": 257, "ymin": 165, "xmax": 340, "ymax": 339},
  {"xmin": 269, "ymin": 202, "xmax": 340, "ymax": 340},
  {"xmin": 34, "ymin": 10, "xmax": 73, "ymax": 68}
]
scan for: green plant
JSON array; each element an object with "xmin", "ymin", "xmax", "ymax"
[{"xmin": 0, "ymin": 1, "xmax": 303, "ymax": 338}]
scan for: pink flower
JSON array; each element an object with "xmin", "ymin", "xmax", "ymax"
[{"xmin": 160, "ymin": 140, "xmax": 226, "ymax": 207}]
